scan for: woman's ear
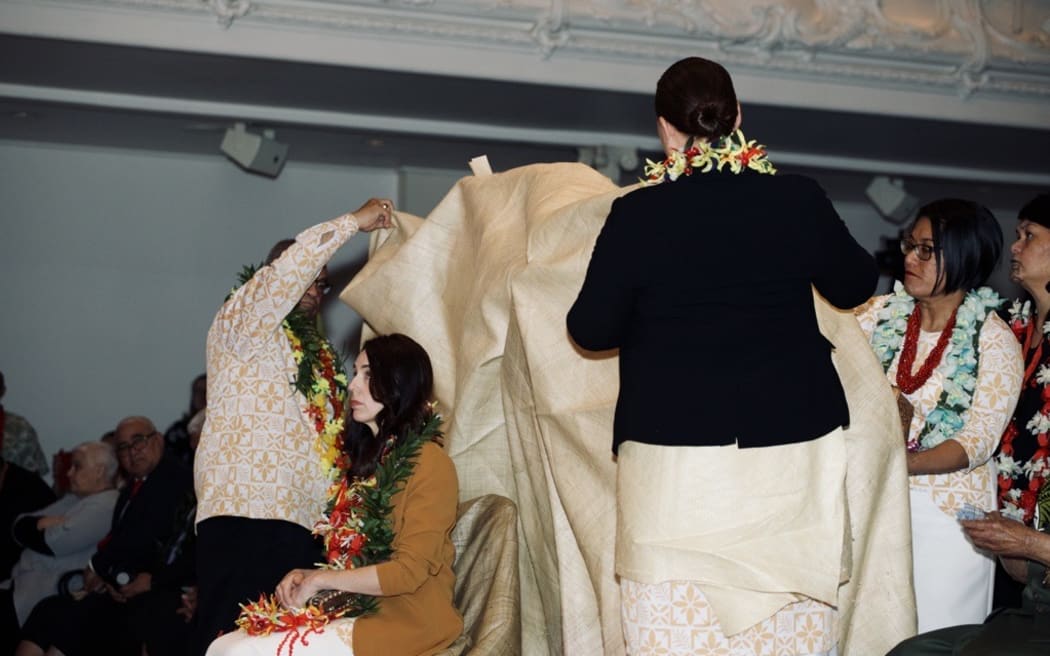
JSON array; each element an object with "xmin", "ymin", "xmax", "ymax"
[{"xmin": 656, "ymin": 116, "xmax": 688, "ymax": 156}]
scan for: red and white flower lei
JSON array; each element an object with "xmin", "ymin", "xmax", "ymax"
[{"xmin": 996, "ymin": 300, "xmax": 1050, "ymax": 525}]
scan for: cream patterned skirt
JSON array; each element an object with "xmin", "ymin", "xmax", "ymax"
[
  {"xmin": 621, "ymin": 579, "xmax": 835, "ymax": 656},
  {"xmin": 616, "ymin": 430, "xmax": 848, "ymax": 656}
]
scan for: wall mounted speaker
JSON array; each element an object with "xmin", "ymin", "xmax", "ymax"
[{"xmin": 220, "ymin": 123, "xmax": 288, "ymax": 178}]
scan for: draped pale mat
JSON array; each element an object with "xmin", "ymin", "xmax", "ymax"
[
  {"xmin": 617, "ymin": 430, "xmax": 847, "ymax": 637},
  {"xmin": 340, "ymin": 162, "xmax": 916, "ymax": 655}
]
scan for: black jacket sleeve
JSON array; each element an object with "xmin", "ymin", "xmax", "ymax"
[
  {"xmin": 808, "ymin": 181, "xmax": 879, "ymax": 308},
  {"xmin": 11, "ymin": 515, "xmax": 53, "ymax": 555},
  {"xmin": 567, "ymin": 197, "xmax": 641, "ymax": 351}
]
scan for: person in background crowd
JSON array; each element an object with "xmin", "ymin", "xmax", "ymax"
[
  {"xmin": 0, "ymin": 441, "xmax": 119, "ymax": 654},
  {"xmin": 567, "ymin": 56, "xmax": 878, "ymax": 656},
  {"xmin": 0, "ymin": 456, "xmax": 55, "ymax": 580},
  {"xmin": 888, "ymin": 478, "xmax": 1050, "ymax": 655},
  {"xmin": 1, "ymin": 370, "xmax": 48, "ymax": 476},
  {"xmin": 164, "ymin": 374, "xmax": 206, "ymax": 466},
  {"xmin": 193, "ymin": 198, "xmax": 393, "ymax": 654},
  {"xmin": 16, "ymin": 416, "xmax": 192, "ymax": 656},
  {"xmin": 992, "ymin": 192, "xmax": 1050, "ymax": 608},
  {"xmin": 857, "ymin": 199, "xmax": 1023, "ymax": 632}
]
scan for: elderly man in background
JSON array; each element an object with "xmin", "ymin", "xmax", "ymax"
[
  {"xmin": 15, "ymin": 416, "xmax": 192, "ymax": 656},
  {"xmin": 193, "ymin": 199, "xmax": 392, "ymax": 653},
  {"xmin": 0, "ymin": 441, "xmax": 119, "ymax": 652}
]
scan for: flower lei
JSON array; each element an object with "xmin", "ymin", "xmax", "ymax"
[
  {"xmin": 870, "ymin": 281, "xmax": 1003, "ymax": 452},
  {"xmin": 642, "ymin": 129, "xmax": 776, "ymax": 185},
  {"xmin": 232, "ymin": 265, "xmax": 349, "ymax": 483},
  {"xmin": 235, "ymin": 413, "xmax": 442, "ymax": 641},
  {"xmin": 996, "ymin": 300, "xmax": 1050, "ymax": 524}
]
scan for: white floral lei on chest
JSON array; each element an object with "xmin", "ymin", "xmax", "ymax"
[{"xmin": 871, "ymin": 281, "xmax": 1003, "ymax": 451}]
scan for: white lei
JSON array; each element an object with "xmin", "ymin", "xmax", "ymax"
[{"xmin": 871, "ymin": 281, "xmax": 1003, "ymax": 451}]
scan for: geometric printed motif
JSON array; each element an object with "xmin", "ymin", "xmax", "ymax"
[
  {"xmin": 621, "ymin": 579, "xmax": 834, "ymax": 656},
  {"xmin": 856, "ymin": 296, "xmax": 1023, "ymax": 518},
  {"xmin": 194, "ymin": 215, "xmax": 359, "ymax": 531}
]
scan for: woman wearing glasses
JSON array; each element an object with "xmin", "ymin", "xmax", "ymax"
[{"xmin": 856, "ymin": 198, "xmax": 1023, "ymax": 632}]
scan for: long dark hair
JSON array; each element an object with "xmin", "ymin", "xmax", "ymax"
[
  {"xmin": 344, "ymin": 333, "xmax": 435, "ymax": 479},
  {"xmin": 655, "ymin": 56, "xmax": 738, "ymax": 142}
]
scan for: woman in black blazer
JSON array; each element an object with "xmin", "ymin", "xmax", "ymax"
[{"xmin": 567, "ymin": 57, "xmax": 878, "ymax": 656}]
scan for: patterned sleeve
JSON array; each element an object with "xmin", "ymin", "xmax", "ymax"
[
  {"xmin": 213, "ymin": 214, "xmax": 359, "ymax": 360},
  {"xmin": 952, "ymin": 313, "xmax": 1023, "ymax": 470},
  {"xmin": 853, "ymin": 294, "xmax": 885, "ymax": 342}
]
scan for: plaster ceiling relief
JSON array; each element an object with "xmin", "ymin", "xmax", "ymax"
[{"xmin": 106, "ymin": 0, "xmax": 1050, "ymax": 97}]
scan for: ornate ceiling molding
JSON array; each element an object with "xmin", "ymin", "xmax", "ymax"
[{"xmin": 2, "ymin": 0, "xmax": 1049, "ymax": 125}]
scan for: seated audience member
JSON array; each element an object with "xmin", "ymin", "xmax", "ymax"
[
  {"xmin": 207, "ymin": 334, "xmax": 462, "ymax": 656},
  {"xmin": 127, "ymin": 411, "xmax": 200, "ymax": 656},
  {"xmin": 888, "ymin": 487, "xmax": 1050, "ymax": 655},
  {"xmin": 1, "ymin": 370, "xmax": 48, "ymax": 476},
  {"xmin": 0, "ymin": 441, "xmax": 119, "ymax": 653},
  {"xmin": 15, "ymin": 416, "xmax": 193, "ymax": 656},
  {"xmin": 51, "ymin": 431, "xmax": 118, "ymax": 498},
  {"xmin": 0, "ymin": 457, "xmax": 55, "ymax": 580},
  {"xmin": 993, "ymin": 193, "xmax": 1050, "ymax": 608},
  {"xmin": 164, "ymin": 373, "xmax": 205, "ymax": 466}
]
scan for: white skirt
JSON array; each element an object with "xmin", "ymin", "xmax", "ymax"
[
  {"xmin": 909, "ymin": 488, "xmax": 994, "ymax": 633},
  {"xmin": 206, "ymin": 619, "xmax": 356, "ymax": 656}
]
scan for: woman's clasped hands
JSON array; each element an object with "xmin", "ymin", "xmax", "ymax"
[{"xmin": 275, "ymin": 568, "xmax": 328, "ymax": 609}]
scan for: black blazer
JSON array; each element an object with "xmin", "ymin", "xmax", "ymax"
[
  {"xmin": 567, "ymin": 171, "xmax": 878, "ymax": 453},
  {"xmin": 91, "ymin": 454, "xmax": 193, "ymax": 584}
]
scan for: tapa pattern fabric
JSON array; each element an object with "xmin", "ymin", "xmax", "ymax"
[
  {"xmin": 196, "ymin": 215, "xmax": 359, "ymax": 531},
  {"xmin": 856, "ymin": 295, "xmax": 1023, "ymax": 517},
  {"xmin": 620, "ymin": 579, "xmax": 834, "ymax": 656}
]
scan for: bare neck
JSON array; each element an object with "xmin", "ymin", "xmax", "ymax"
[{"xmin": 916, "ymin": 290, "xmax": 966, "ymax": 332}]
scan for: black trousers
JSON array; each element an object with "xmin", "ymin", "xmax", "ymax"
[
  {"xmin": 19, "ymin": 593, "xmax": 139, "ymax": 656},
  {"xmin": 192, "ymin": 516, "xmax": 321, "ymax": 656}
]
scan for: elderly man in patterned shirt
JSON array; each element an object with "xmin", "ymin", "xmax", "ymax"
[{"xmin": 193, "ymin": 198, "xmax": 393, "ymax": 653}]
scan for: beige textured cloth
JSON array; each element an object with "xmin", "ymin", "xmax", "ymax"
[
  {"xmin": 197, "ymin": 214, "xmax": 359, "ymax": 530},
  {"xmin": 438, "ymin": 494, "xmax": 521, "ymax": 656},
  {"xmin": 617, "ymin": 430, "xmax": 847, "ymax": 636},
  {"xmin": 341, "ymin": 163, "xmax": 916, "ymax": 655}
]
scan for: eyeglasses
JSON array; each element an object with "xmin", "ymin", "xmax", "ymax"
[
  {"xmin": 900, "ymin": 238, "xmax": 938, "ymax": 262},
  {"xmin": 312, "ymin": 278, "xmax": 332, "ymax": 295},
  {"xmin": 115, "ymin": 432, "xmax": 157, "ymax": 454}
]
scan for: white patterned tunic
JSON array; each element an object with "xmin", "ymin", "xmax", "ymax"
[
  {"xmin": 857, "ymin": 293, "xmax": 1022, "ymax": 631},
  {"xmin": 194, "ymin": 214, "xmax": 359, "ymax": 531},
  {"xmin": 856, "ymin": 295, "xmax": 1022, "ymax": 519}
]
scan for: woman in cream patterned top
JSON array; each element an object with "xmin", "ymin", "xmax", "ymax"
[{"xmin": 857, "ymin": 198, "xmax": 1023, "ymax": 633}]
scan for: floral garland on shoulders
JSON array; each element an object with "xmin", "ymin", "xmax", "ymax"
[
  {"xmin": 870, "ymin": 281, "xmax": 1003, "ymax": 452},
  {"xmin": 996, "ymin": 300, "xmax": 1050, "ymax": 524},
  {"xmin": 236, "ymin": 413, "xmax": 443, "ymax": 639},
  {"xmin": 232, "ymin": 265, "xmax": 349, "ymax": 483},
  {"xmin": 642, "ymin": 129, "xmax": 776, "ymax": 185}
]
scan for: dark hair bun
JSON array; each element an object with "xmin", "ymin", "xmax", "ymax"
[
  {"xmin": 655, "ymin": 57, "xmax": 738, "ymax": 142},
  {"xmin": 692, "ymin": 103, "xmax": 724, "ymax": 135}
]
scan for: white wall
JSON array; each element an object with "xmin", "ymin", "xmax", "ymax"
[{"xmin": 0, "ymin": 140, "xmax": 398, "ymax": 473}]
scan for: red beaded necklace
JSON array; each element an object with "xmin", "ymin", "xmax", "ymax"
[{"xmin": 896, "ymin": 304, "xmax": 958, "ymax": 394}]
